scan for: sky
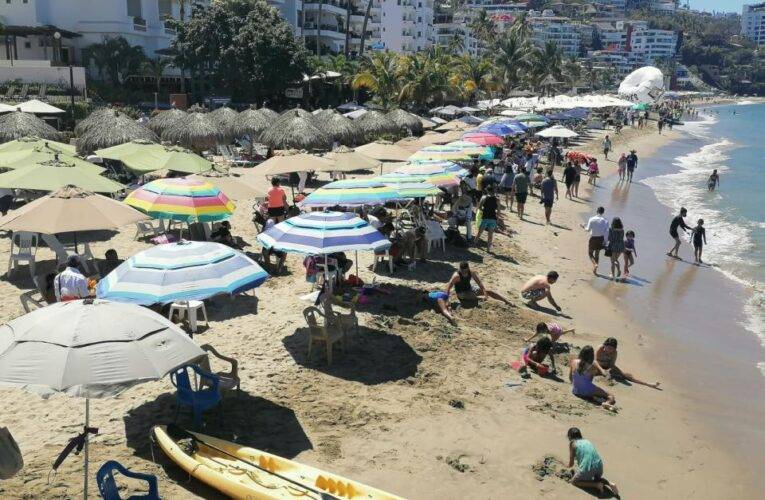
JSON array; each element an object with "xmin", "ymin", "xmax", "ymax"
[{"xmin": 688, "ymin": 0, "xmax": 747, "ymax": 12}]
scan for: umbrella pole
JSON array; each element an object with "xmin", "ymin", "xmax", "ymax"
[
  {"xmin": 74, "ymin": 232, "xmax": 79, "ymax": 254},
  {"xmin": 83, "ymin": 398, "xmax": 90, "ymax": 500},
  {"xmin": 355, "ymin": 250, "xmax": 358, "ymax": 280}
]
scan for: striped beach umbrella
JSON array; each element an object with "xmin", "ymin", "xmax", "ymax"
[
  {"xmin": 462, "ymin": 131, "xmax": 503, "ymax": 146},
  {"xmin": 397, "ymin": 160, "xmax": 464, "ymax": 174},
  {"xmin": 96, "ymin": 241, "xmax": 268, "ymax": 305},
  {"xmin": 376, "ymin": 171, "xmax": 459, "ymax": 188},
  {"xmin": 478, "ymin": 121, "xmax": 528, "ymax": 137},
  {"xmin": 299, "ymin": 179, "xmax": 400, "ymax": 207},
  {"xmin": 408, "ymin": 145, "xmax": 466, "ymax": 162},
  {"xmin": 446, "ymin": 141, "xmax": 495, "ymax": 160},
  {"xmin": 125, "ymin": 177, "xmax": 235, "ymax": 222},
  {"xmin": 257, "ymin": 211, "xmax": 391, "ymax": 254}
]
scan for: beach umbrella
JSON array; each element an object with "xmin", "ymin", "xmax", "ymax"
[
  {"xmin": 313, "ymin": 109, "xmax": 361, "ymax": 146},
  {"xmin": 356, "ymin": 110, "xmax": 399, "ymax": 141},
  {"xmin": 393, "ymin": 160, "xmax": 464, "ymax": 175},
  {"xmin": 373, "ymin": 177, "xmax": 441, "ymax": 197},
  {"xmin": 420, "ymin": 116, "xmax": 437, "ymax": 129},
  {"xmin": 0, "ymin": 103, "xmax": 15, "ymax": 113},
  {"xmin": 188, "ymin": 170, "xmax": 265, "ymax": 201},
  {"xmin": 0, "ymin": 185, "xmax": 148, "ymax": 234},
  {"xmin": 322, "ymin": 146, "xmax": 382, "ymax": 173},
  {"xmin": 255, "ymin": 152, "xmax": 334, "ymax": 177},
  {"xmin": 459, "ymin": 115, "xmax": 484, "ymax": 125},
  {"xmin": 76, "ymin": 113, "xmax": 158, "ymax": 154},
  {"xmin": 14, "ymin": 99, "xmax": 65, "ymax": 114},
  {"xmin": 535, "ymin": 125, "xmax": 579, "ymax": 139},
  {"xmin": 232, "ymin": 108, "xmax": 271, "ymax": 139},
  {"xmin": 257, "ymin": 211, "xmax": 391, "ymax": 255},
  {"xmin": 408, "ymin": 145, "xmax": 465, "ymax": 162},
  {"xmin": 299, "ymin": 179, "xmax": 401, "ymax": 207},
  {"xmin": 0, "ymin": 154, "xmax": 124, "ymax": 193},
  {"xmin": 632, "ymin": 103, "xmax": 649, "ymax": 111},
  {"xmin": 514, "ymin": 114, "xmax": 550, "ymax": 128},
  {"xmin": 161, "ymin": 112, "xmax": 226, "ymax": 151},
  {"xmin": 97, "ymin": 241, "xmax": 269, "ymax": 305},
  {"xmin": 478, "ymin": 121, "xmax": 528, "ymax": 137},
  {"xmin": 0, "ymin": 147, "xmax": 104, "ymax": 174},
  {"xmin": 147, "ymin": 108, "xmax": 187, "ymax": 136},
  {"xmin": 376, "ymin": 170, "xmax": 461, "ymax": 188},
  {"xmin": 434, "ymin": 119, "xmax": 472, "ymax": 132},
  {"xmin": 0, "ymin": 111, "xmax": 61, "ymax": 143},
  {"xmin": 259, "ymin": 110, "xmax": 332, "ymax": 151},
  {"xmin": 354, "ymin": 141, "xmax": 412, "ymax": 162},
  {"xmin": 0, "ymin": 136, "xmax": 75, "ymax": 155},
  {"xmin": 396, "ymin": 130, "xmax": 464, "ymax": 151},
  {"xmin": 125, "ymin": 177, "xmax": 235, "ymax": 223},
  {"xmin": 0, "ymin": 299, "xmax": 205, "ymax": 498},
  {"xmin": 208, "ymin": 106, "xmax": 239, "ymax": 140},
  {"xmin": 386, "ymin": 109, "xmax": 424, "ymax": 135},
  {"xmin": 444, "ymin": 141, "xmax": 494, "ymax": 159},
  {"xmin": 96, "ymin": 141, "xmax": 214, "ymax": 175},
  {"xmin": 462, "ymin": 131, "xmax": 504, "ymax": 146}
]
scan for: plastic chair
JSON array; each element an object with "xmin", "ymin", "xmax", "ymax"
[
  {"xmin": 40, "ymin": 233, "xmax": 94, "ymax": 274},
  {"xmin": 303, "ymin": 306, "xmax": 345, "ymax": 365},
  {"xmin": 425, "ymin": 220, "xmax": 446, "ymax": 252},
  {"xmin": 170, "ymin": 364, "xmax": 222, "ymax": 428},
  {"xmin": 199, "ymin": 344, "xmax": 241, "ymax": 392},
  {"xmin": 133, "ymin": 221, "xmax": 161, "ymax": 240},
  {"xmin": 168, "ymin": 300, "xmax": 208, "ymax": 334},
  {"xmin": 373, "ymin": 249, "xmax": 394, "ymax": 274},
  {"xmin": 20, "ymin": 276, "xmax": 46, "ymax": 313},
  {"xmin": 8, "ymin": 231, "xmax": 38, "ymax": 280},
  {"xmin": 96, "ymin": 460, "xmax": 159, "ymax": 500}
]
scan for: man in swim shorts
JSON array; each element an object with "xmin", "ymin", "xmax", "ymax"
[{"xmin": 520, "ymin": 271, "xmax": 561, "ymax": 311}]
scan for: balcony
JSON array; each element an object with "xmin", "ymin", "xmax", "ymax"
[
  {"xmin": 303, "ymin": 2, "xmax": 348, "ymax": 16},
  {"xmin": 302, "ymin": 23, "xmax": 347, "ymax": 39},
  {"xmin": 133, "ymin": 17, "xmax": 147, "ymax": 32}
]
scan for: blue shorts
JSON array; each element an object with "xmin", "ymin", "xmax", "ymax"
[
  {"xmin": 428, "ymin": 291, "xmax": 449, "ymax": 303},
  {"xmin": 480, "ymin": 219, "xmax": 497, "ymax": 230}
]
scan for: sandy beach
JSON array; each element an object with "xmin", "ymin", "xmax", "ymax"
[{"xmin": 0, "ymin": 116, "xmax": 758, "ymax": 499}]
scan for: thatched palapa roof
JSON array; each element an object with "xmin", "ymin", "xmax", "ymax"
[
  {"xmin": 161, "ymin": 112, "xmax": 226, "ymax": 151},
  {"xmin": 147, "ymin": 108, "xmax": 187, "ymax": 135},
  {"xmin": 258, "ymin": 107, "xmax": 278, "ymax": 121},
  {"xmin": 233, "ymin": 109, "xmax": 271, "ymax": 139},
  {"xmin": 75, "ymin": 112, "xmax": 158, "ymax": 154},
  {"xmin": 387, "ymin": 108, "xmax": 424, "ymax": 135},
  {"xmin": 208, "ymin": 106, "xmax": 239, "ymax": 139},
  {"xmin": 259, "ymin": 109, "xmax": 332, "ymax": 151},
  {"xmin": 355, "ymin": 110, "xmax": 400, "ymax": 142},
  {"xmin": 0, "ymin": 111, "xmax": 61, "ymax": 143},
  {"xmin": 313, "ymin": 109, "xmax": 361, "ymax": 146},
  {"xmin": 74, "ymin": 107, "xmax": 118, "ymax": 136}
]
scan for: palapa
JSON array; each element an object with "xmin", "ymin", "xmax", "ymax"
[
  {"xmin": 208, "ymin": 106, "xmax": 239, "ymax": 140},
  {"xmin": 356, "ymin": 110, "xmax": 400, "ymax": 142},
  {"xmin": 387, "ymin": 109, "xmax": 424, "ymax": 135},
  {"xmin": 257, "ymin": 107, "xmax": 278, "ymax": 120},
  {"xmin": 233, "ymin": 108, "xmax": 271, "ymax": 138},
  {"xmin": 147, "ymin": 108, "xmax": 187, "ymax": 135},
  {"xmin": 253, "ymin": 152, "xmax": 333, "ymax": 176},
  {"xmin": 161, "ymin": 112, "xmax": 226, "ymax": 151},
  {"xmin": 313, "ymin": 109, "xmax": 361, "ymax": 146},
  {"xmin": 259, "ymin": 110, "xmax": 332, "ymax": 151},
  {"xmin": 74, "ymin": 107, "xmax": 119, "ymax": 136},
  {"xmin": 75, "ymin": 112, "xmax": 157, "ymax": 154},
  {"xmin": 0, "ymin": 111, "xmax": 61, "ymax": 143}
]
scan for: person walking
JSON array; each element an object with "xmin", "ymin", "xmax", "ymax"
[
  {"xmin": 602, "ymin": 135, "xmax": 612, "ymax": 160},
  {"xmin": 582, "ymin": 207, "xmax": 609, "ymax": 275},
  {"xmin": 540, "ymin": 170, "xmax": 559, "ymax": 225},
  {"xmin": 573, "ymin": 161, "xmax": 582, "ymax": 198},
  {"xmin": 623, "ymin": 230, "xmax": 637, "ymax": 277},
  {"xmin": 562, "ymin": 161, "xmax": 577, "ymax": 200},
  {"xmin": 708, "ymin": 169, "xmax": 720, "ymax": 192},
  {"xmin": 512, "ymin": 167, "xmax": 530, "ymax": 220},
  {"xmin": 625, "ymin": 150, "xmax": 638, "ymax": 183},
  {"xmin": 691, "ymin": 218, "xmax": 707, "ymax": 264},
  {"xmin": 475, "ymin": 186, "xmax": 499, "ymax": 252},
  {"xmin": 617, "ymin": 153, "xmax": 627, "ymax": 182},
  {"xmin": 667, "ymin": 207, "xmax": 690, "ymax": 258},
  {"xmin": 607, "ymin": 217, "xmax": 625, "ymax": 281}
]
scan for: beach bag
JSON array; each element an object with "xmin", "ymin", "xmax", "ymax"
[
  {"xmin": 604, "ymin": 242, "xmax": 613, "ymax": 257},
  {"xmin": 0, "ymin": 427, "xmax": 22, "ymax": 479}
]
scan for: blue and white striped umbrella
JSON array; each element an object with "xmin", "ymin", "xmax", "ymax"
[
  {"xmin": 96, "ymin": 241, "xmax": 269, "ymax": 305},
  {"xmin": 257, "ymin": 211, "xmax": 391, "ymax": 255}
]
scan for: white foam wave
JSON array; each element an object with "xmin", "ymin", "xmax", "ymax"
[{"xmin": 737, "ymin": 100, "xmax": 758, "ymax": 106}]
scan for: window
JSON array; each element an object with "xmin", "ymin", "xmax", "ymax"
[
  {"xmin": 127, "ymin": 0, "xmax": 142, "ymax": 18},
  {"xmin": 24, "ymin": 41, "xmax": 31, "ymax": 49},
  {"xmin": 158, "ymin": 0, "xmax": 172, "ymax": 18}
]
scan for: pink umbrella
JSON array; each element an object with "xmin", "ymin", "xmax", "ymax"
[{"xmin": 462, "ymin": 131, "xmax": 504, "ymax": 146}]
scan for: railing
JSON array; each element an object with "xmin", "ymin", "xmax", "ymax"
[{"xmin": 133, "ymin": 17, "xmax": 147, "ymax": 32}]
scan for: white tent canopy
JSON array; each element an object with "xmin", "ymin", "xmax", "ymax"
[
  {"xmin": 618, "ymin": 66, "xmax": 665, "ymax": 104},
  {"xmin": 14, "ymin": 99, "xmax": 66, "ymax": 114},
  {"xmin": 536, "ymin": 125, "xmax": 579, "ymax": 138},
  {"xmin": 500, "ymin": 94, "xmax": 635, "ymax": 111}
]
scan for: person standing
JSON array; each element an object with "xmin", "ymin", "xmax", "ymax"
[
  {"xmin": 540, "ymin": 170, "xmax": 559, "ymax": 225},
  {"xmin": 617, "ymin": 153, "xmax": 627, "ymax": 182},
  {"xmin": 582, "ymin": 207, "xmax": 609, "ymax": 275},
  {"xmin": 691, "ymin": 218, "xmax": 707, "ymax": 264},
  {"xmin": 625, "ymin": 150, "xmax": 638, "ymax": 183},
  {"xmin": 602, "ymin": 135, "xmax": 612, "ymax": 160},
  {"xmin": 667, "ymin": 207, "xmax": 690, "ymax": 258},
  {"xmin": 708, "ymin": 169, "xmax": 720, "ymax": 192},
  {"xmin": 562, "ymin": 161, "xmax": 577, "ymax": 200},
  {"xmin": 607, "ymin": 217, "xmax": 625, "ymax": 281},
  {"xmin": 0, "ymin": 187, "xmax": 14, "ymax": 216},
  {"xmin": 476, "ymin": 186, "xmax": 499, "ymax": 252},
  {"xmin": 573, "ymin": 161, "xmax": 582, "ymax": 198},
  {"xmin": 512, "ymin": 167, "xmax": 530, "ymax": 220},
  {"xmin": 623, "ymin": 230, "xmax": 637, "ymax": 277},
  {"xmin": 267, "ymin": 177, "xmax": 288, "ymax": 222}
]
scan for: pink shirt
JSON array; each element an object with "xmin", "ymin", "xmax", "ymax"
[{"xmin": 546, "ymin": 322, "xmax": 564, "ymax": 342}]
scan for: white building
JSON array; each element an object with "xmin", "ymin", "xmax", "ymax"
[
  {"xmin": 742, "ymin": 3, "xmax": 765, "ymax": 47},
  {"xmin": 528, "ymin": 11, "xmax": 581, "ymax": 58},
  {"xmin": 629, "ymin": 28, "xmax": 677, "ymax": 64}
]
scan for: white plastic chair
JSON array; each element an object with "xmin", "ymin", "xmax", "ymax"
[
  {"xmin": 373, "ymin": 249, "xmax": 394, "ymax": 274},
  {"xmin": 40, "ymin": 234, "xmax": 94, "ymax": 274},
  {"xmin": 425, "ymin": 220, "xmax": 446, "ymax": 252},
  {"xmin": 133, "ymin": 221, "xmax": 161, "ymax": 240},
  {"xmin": 8, "ymin": 231, "xmax": 38, "ymax": 280},
  {"xmin": 169, "ymin": 300, "xmax": 209, "ymax": 334}
]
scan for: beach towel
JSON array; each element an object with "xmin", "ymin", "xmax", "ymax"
[{"xmin": 0, "ymin": 427, "xmax": 22, "ymax": 479}]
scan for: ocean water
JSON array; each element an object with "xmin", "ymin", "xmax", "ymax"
[{"xmin": 641, "ymin": 103, "xmax": 765, "ymax": 376}]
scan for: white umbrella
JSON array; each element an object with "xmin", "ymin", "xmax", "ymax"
[
  {"xmin": 0, "ymin": 299, "xmax": 205, "ymax": 498},
  {"xmin": 0, "ymin": 103, "xmax": 15, "ymax": 113},
  {"xmin": 14, "ymin": 99, "xmax": 66, "ymax": 114},
  {"xmin": 535, "ymin": 125, "xmax": 579, "ymax": 139}
]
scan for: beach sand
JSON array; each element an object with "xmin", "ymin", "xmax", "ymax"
[{"xmin": 0, "ymin": 119, "xmax": 754, "ymax": 498}]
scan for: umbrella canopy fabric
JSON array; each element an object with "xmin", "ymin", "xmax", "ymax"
[
  {"xmin": 0, "ymin": 299, "xmax": 205, "ymax": 398},
  {"xmin": 76, "ymin": 113, "xmax": 158, "ymax": 154},
  {"xmin": 374, "ymin": 178, "xmax": 441, "ymax": 197},
  {"xmin": 478, "ymin": 121, "xmax": 528, "ymax": 137},
  {"xmin": 147, "ymin": 108, "xmax": 187, "ymax": 136},
  {"xmin": 0, "ymin": 103, "xmax": 15, "ymax": 113},
  {"xmin": 462, "ymin": 131, "xmax": 503, "ymax": 146},
  {"xmin": 535, "ymin": 125, "xmax": 579, "ymax": 139},
  {"xmin": 376, "ymin": 171, "xmax": 460, "ymax": 188},
  {"xmin": 299, "ymin": 179, "xmax": 401, "ymax": 207},
  {"xmin": 255, "ymin": 153, "xmax": 334, "ymax": 176},
  {"xmin": 96, "ymin": 141, "xmax": 214, "ymax": 175},
  {"xmin": 14, "ymin": 99, "xmax": 65, "ymax": 114},
  {"xmin": 257, "ymin": 211, "xmax": 391, "ymax": 254},
  {"xmin": 434, "ymin": 120, "xmax": 472, "ymax": 132},
  {"xmin": 0, "ymin": 111, "xmax": 61, "ymax": 142},
  {"xmin": 0, "ymin": 147, "xmax": 104, "ymax": 174},
  {"xmin": 161, "ymin": 112, "xmax": 225, "ymax": 151},
  {"xmin": 322, "ymin": 146, "xmax": 381, "ymax": 173},
  {"xmin": 97, "ymin": 241, "xmax": 268, "ymax": 306},
  {"xmin": 125, "ymin": 177, "xmax": 235, "ymax": 222},
  {"xmin": 0, "ymin": 186, "xmax": 148, "ymax": 233},
  {"xmin": 0, "ymin": 156, "xmax": 124, "ymax": 193},
  {"xmin": 393, "ymin": 160, "xmax": 463, "ymax": 175},
  {"xmin": 408, "ymin": 145, "xmax": 464, "ymax": 162},
  {"xmin": 354, "ymin": 141, "xmax": 412, "ymax": 162},
  {"xmin": 189, "ymin": 171, "xmax": 265, "ymax": 201},
  {"xmin": 259, "ymin": 110, "xmax": 332, "ymax": 151},
  {"xmin": 0, "ymin": 136, "xmax": 75, "ymax": 155},
  {"xmin": 632, "ymin": 103, "xmax": 649, "ymax": 111}
]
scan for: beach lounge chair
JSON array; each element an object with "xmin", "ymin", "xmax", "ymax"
[
  {"xmin": 8, "ymin": 231, "xmax": 38, "ymax": 280},
  {"xmin": 168, "ymin": 300, "xmax": 209, "ymax": 334},
  {"xmin": 170, "ymin": 364, "xmax": 222, "ymax": 428},
  {"xmin": 96, "ymin": 460, "xmax": 159, "ymax": 500},
  {"xmin": 303, "ymin": 306, "xmax": 345, "ymax": 366},
  {"xmin": 199, "ymin": 344, "xmax": 241, "ymax": 392}
]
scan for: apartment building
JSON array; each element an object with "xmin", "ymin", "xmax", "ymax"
[
  {"xmin": 742, "ymin": 3, "xmax": 765, "ymax": 47},
  {"xmin": 528, "ymin": 11, "xmax": 582, "ymax": 57},
  {"xmin": 629, "ymin": 28, "xmax": 677, "ymax": 63}
]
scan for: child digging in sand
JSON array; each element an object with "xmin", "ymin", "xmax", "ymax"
[
  {"xmin": 516, "ymin": 336, "xmax": 555, "ymax": 376},
  {"xmin": 566, "ymin": 427, "xmax": 620, "ymax": 498}
]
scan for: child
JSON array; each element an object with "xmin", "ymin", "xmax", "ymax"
[
  {"xmin": 587, "ymin": 159, "xmax": 599, "ymax": 185},
  {"xmin": 691, "ymin": 219, "xmax": 707, "ymax": 264},
  {"xmin": 524, "ymin": 322, "xmax": 574, "ymax": 344},
  {"xmin": 623, "ymin": 230, "xmax": 637, "ymax": 276},
  {"xmin": 566, "ymin": 427, "xmax": 620, "ymax": 498},
  {"xmin": 517, "ymin": 336, "xmax": 554, "ymax": 376}
]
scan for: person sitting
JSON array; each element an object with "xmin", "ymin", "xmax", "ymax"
[
  {"xmin": 98, "ymin": 249, "xmax": 123, "ymax": 277},
  {"xmin": 595, "ymin": 338, "xmax": 661, "ymax": 389},
  {"xmin": 569, "ymin": 346, "xmax": 617, "ymax": 412},
  {"xmin": 210, "ymin": 221, "xmax": 237, "ymax": 247},
  {"xmin": 520, "ymin": 271, "xmax": 562, "ymax": 311},
  {"xmin": 518, "ymin": 336, "xmax": 555, "ymax": 376},
  {"xmin": 326, "ymin": 252, "xmax": 353, "ymax": 282},
  {"xmin": 54, "ymin": 256, "xmax": 91, "ymax": 302},
  {"xmin": 446, "ymin": 261, "xmax": 511, "ymax": 305},
  {"xmin": 566, "ymin": 427, "xmax": 620, "ymax": 498}
]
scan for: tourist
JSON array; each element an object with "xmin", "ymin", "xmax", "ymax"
[
  {"xmin": 520, "ymin": 271, "xmax": 561, "ymax": 312},
  {"xmin": 595, "ymin": 337, "xmax": 660, "ymax": 389},
  {"xmin": 427, "ymin": 290, "xmax": 456, "ymax": 325},
  {"xmin": 210, "ymin": 221, "xmax": 236, "ymax": 247},
  {"xmin": 540, "ymin": 169, "xmax": 559, "ymax": 225},
  {"xmin": 446, "ymin": 261, "xmax": 511, "ymax": 305},
  {"xmin": 582, "ymin": 207, "xmax": 609, "ymax": 275},
  {"xmin": 562, "ymin": 161, "xmax": 576, "ymax": 200},
  {"xmin": 499, "ymin": 166, "xmax": 514, "ymax": 210},
  {"xmin": 607, "ymin": 217, "xmax": 625, "ymax": 280},
  {"xmin": 569, "ymin": 346, "xmax": 617, "ymax": 411},
  {"xmin": 54, "ymin": 256, "xmax": 90, "ymax": 302},
  {"xmin": 617, "ymin": 153, "xmax": 627, "ymax": 182},
  {"xmin": 626, "ymin": 150, "xmax": 638, "ymax": 182},
  {"xmin": 519, "ymin": 336, "xmax": 555, "ymax": 376},
  {"xmin": 524, "ymin": 321, "xmax": 575, "ymax": 344},
  {"xmin": 602, "ymin": 135, "xmax": 612, "ymax": 159},
  {"xmin": 512, "ymin": 167, "xmax": 530, "ymax": 220},
  {"xmin": 587, "ymin": 158, "xmax": 599, "ymax": 186},
  {"xmin": 667, "ymin": 207, "xmax": 690, "ymax": 258},
  {"xmin": 476, "ymin": 186, "xmax": 499, "ymax": 252},
  {"xmin": 99, "ymin": 249, "xmax": 122, "ymax": 277},
  {"xmin": 691, "ymin": 218, "xmax": 707, "ymax": 264},
  {"xmin": 623, "ymin": 230, "xmax": 637, "ymax": 277},
  {"xmin": 573, "ymin": 160, "xmax": 582, "ymax": 198},
  {"xmin": 707, "ymin": 169, "xmax": 720, "ymax": 192},
  {"xmin": 566, "ymin": 427, "xmax": 620, "ymax": 497},
  {"xmin": 267, "ymin": 177, "xmax": 288, "ymax": 222},
  {"xmin": 658, "ymin": 118, "xmax": 664, "ymax": 134}
]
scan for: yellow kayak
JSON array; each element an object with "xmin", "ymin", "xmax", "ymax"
[{"xmin": 152, "ymin": 425, "xmax": 405, "ymax": 500}]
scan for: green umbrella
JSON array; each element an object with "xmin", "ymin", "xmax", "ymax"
[
  {"xmin": 632, "ymin": 103, "xmax": 649, "ymax": 111},
  {"xmin": 0, "ymin": 148, "xmax": 105, "ymax": 174},
  {"xmin": 0, "ymin": 136, "xmax": 76, "ymax": 155},
  {"xmin": 96, "ymin": 141, "xmax": 213, "ymax": 175},
  {"xmin": 0, "ymin": 155, "xmax": 124, "ymax": 193}
]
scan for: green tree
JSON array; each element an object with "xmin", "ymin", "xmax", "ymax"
[
  {"xmin": 352, "ymin": 51, "xmax": 401, "ymax": 108},
  {"xmin": 450, "ymin": 54, "xmax": 494, "ymax": 103},
  {"xmin": 143, "ymin": 57, "xmax": 170, "ymax": 96},
  {"xmin": 84, "ymin": 37, "xmax": 146, "ymax": 86},
  {"xmin": 528, "ymin": 41, "xmax": 564, "ymax": 92},
  {"xmin": 492, "ymin": 32, "xmax": 532, "ymax": 94},
  {"xmin": 397, "ymin": 48, "xmax": 453, "ymax": 110},
  {"xmin": 468, "ymin": 9, "xmax": 498, "ymax": 51}
]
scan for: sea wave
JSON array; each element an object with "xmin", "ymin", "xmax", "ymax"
[{"xmin": 737, "ymin": 100, "xmax": 758, "ymax": 106}]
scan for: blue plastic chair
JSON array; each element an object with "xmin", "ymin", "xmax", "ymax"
[
  {"xmin": 96, "ymin": 460, "xmax": 159, "ymax": 500},
  {"xmin": 170, "ymin": 364, "xmax": 222, "ymax": 428}
]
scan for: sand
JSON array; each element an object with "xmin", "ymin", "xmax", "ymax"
[{"xmin": 0, "ymin": 117, "xmax": 753, "ymax": 498}]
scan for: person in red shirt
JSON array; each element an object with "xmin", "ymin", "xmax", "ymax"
[{"xmin": 267, "ymin": 177, "xmax": 288, "ymax": 222}]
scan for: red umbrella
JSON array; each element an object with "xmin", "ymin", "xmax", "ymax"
[{"xmin": 462, "ymin": 131, "xmax": 504, "ymax": 146}]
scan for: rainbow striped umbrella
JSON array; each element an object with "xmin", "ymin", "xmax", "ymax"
[
  {"xmin": 408, "ymin": 145, "xmax": 466, "ymax": 162},
  {"xmin": 125, "ymin": 177, "xmax": 235, "ymax": 222},
  {"xmin": 446, "ymin": 141, "xmax": 495, "ymax": 159},
  {"xmin": 373, "ymin": 175, "xmax": 442, "ymax": 197},
  {"xmin": 299, "ymin": 179, "xmax": 400, "ymax": 207},
  {"xmin": 462, "ymin": 131, "xmax": 504, "ymax": 146}
]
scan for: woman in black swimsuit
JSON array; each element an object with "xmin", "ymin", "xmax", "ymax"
[{"xmin": 446, "ymin": 261, "xmax": 511, "ymax": 304}]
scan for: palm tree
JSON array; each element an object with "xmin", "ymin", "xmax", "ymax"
[
  {"xmin": 397, "ymin": 49, "xmax": 454, "ymax": 111},
  {"xmin": 143, "ymin": 57, "xmax": 170, "ymax": 98},
  {"xmin": 492, "ymin": 33, "xmax": 532, "ymax": 94},
  {"xmin": 529, "ymin": 41, "xmax": 563, "ymax": 93},
  {"xmin": 450, "ymin": 55, "xmax": 494, "ymax": 104},
  {"xmin": 352, "ymin": 51, "xmax": 401, "ymax": 109},
  {"xmin": 468, "ymin": 9, "xmax": 497, "ymax": 52},
  {"xmin": 359, "ymin": 0, "xmax": 374, "ymax": 58}
]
